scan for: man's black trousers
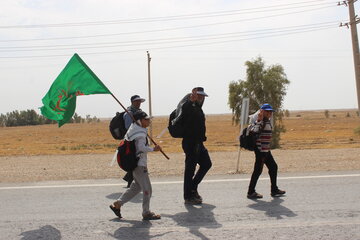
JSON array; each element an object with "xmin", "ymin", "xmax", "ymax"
[
  {"xmin": 248, "ymin": 150, "xmax": 278, "ymax": 194},
  {"xmin": 182, "ymin": 139, "xmax": 212, "ymax": 200}
]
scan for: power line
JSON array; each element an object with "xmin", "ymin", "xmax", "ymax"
[
  {"xmin": 0, "ymin": 23, "xmax": 338, "ymax": 59},
  {"xmin": 0, "ymin": 22, "xmax": 338, "ymax": 51},
  {"xmin": 0, "ymin": 4, "xmax": 337, "ymax": 44},
  {"xmin": 0, "ymin": 1, "xmax": 335, "ymax": 29}
]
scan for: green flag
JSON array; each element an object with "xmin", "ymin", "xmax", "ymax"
[{"xmin": 40, "ymin": 53, "xmax": 111, "ymax": 127}]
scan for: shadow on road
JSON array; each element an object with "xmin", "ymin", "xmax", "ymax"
[
  {"xmin": 163, "ymin": 203, "xmax": 222, "ymax": 240},
  {"xmin": 108, "ymin": 219, "xmax": 169, "ymax": 240},
  {"xmin": 20, "ymin": 225, "xmax": 61, "ymax": 240},
  {"xmin": 247, "ymin": 197, "xmax": 297, "ymax": 219},
  {"xmin": 106, "ymin": 192, "xmax": 142, "ymax": 204}
]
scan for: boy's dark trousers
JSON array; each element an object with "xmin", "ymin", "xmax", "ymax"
[
  {"xmin": 182, "ymin": 139, "xmax": 212, "ymax": 200},
  {"xmin": 248, "ymin": 149, "xmax": 278, "ymax": 194}
]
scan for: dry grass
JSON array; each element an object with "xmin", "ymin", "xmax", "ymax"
[
  {"xmin": 1, "ymin": 109, "xmax": 360, "ymax": 183},
  {"xmin": 0, "ymin": 109, "xmax": 359, "ymax": 157},
  {"xmin": 280, "ymin": 110, "xmax": 360, "ymax": 149}
]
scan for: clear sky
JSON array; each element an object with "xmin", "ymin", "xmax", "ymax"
[{"xmin": 0, "ymin": 0, "xmax": 359, "ymax": 118}]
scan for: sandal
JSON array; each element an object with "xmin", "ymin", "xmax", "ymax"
[
  {"xmin": 142, "ymin": 212, "xmax": 161, "ymax": 220},
  {"xmin": 109, "ymin": 205, "xmax": 122, "ymax": 218}
]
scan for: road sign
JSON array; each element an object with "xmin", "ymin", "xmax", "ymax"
[
  {"xmin": 240, "ymin": 98, "xmax": 249, "ymax": 126},
  {"xmin": 236, "ymin": 97, "xmax": 250, "ymax": 173}
]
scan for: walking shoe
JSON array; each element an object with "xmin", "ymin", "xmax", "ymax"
[
  {"xmin": 184, "ymin": 197, "xmax": 202, "ymax": 205},
  {"xmin": 271, "ymin": 189, "xmax": 286, "ymax": 197},
  {"xmin": 142, "ymin": 212, "xmax": 161, "ymax": 220},
  {"xmin": 109, "ymin": 205, "xmax": 122, "ymax": 218},
  {"xmin": 247, "ymin": 192, "xmax": 263, "ymax": 199},
  {"xmin": 191, "ymin": 190, "xmax": 203, "ymax": 202}
]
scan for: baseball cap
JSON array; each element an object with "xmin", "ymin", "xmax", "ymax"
[
  {"xmin": 260, "ymin": 103, "xmax": 275, "ymax": 112},
  {"xmin": 130, "ymin": 95, "xmax": 145, "ymax": 102},
  {"xmin": 194, "ymin": 87, "xmax": 208, "ymax": 97},
  {"xmin": 133, "ymin": 111, "xmax": 150, "ymax": 120}
]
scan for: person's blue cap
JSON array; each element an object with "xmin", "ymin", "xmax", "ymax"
[{"xmin": 260, "ymin": 103, "xmax": 275, "ymax": 111}]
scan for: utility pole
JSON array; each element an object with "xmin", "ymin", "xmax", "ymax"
[
  {"xmin": 349, "ymin": 0, "xmax": 360, "ymax": 114},
  {"xmin": 147, "ymin": 51, "xmax": 153, "ymax": 139},
  {"xmin": 340, "ymin": 0, "xmax": 360, "ymax": 114}
]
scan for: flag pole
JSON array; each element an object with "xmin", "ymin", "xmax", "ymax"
[{"xmin": 110, "ymin": 93, "xmax": 170, "ymax": 160}]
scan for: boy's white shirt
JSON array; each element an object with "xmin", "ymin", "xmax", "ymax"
[{"xmin": 125, "ymin": 121, "xmax": 154, "ymax": 167}]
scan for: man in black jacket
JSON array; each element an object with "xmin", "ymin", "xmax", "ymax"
[{"xmin": 181, "ymin": 87, "xmax": 212, "ymax": 204}]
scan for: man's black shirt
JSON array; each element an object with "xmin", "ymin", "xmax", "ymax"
[{"xmin": 181, "ymin": 100, "xmax": 206, "ymax": 142}]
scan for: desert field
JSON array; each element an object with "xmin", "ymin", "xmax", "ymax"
[
  {"xmin": 0, "ymin": 109, "xmax": 359, "ymax": 183},
  {"xmin": 1, "ymin": 109, "xmax": 360, "ymax": 156}
]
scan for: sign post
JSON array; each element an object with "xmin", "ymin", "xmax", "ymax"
[
  {"xmin": 147, "ymin": 51, "xmax": 153, "ymax": 141},
  {"xmin": 236, "ymin": 98, "xmax": 249, "ymax": 173}
]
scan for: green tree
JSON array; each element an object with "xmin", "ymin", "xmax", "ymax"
[
  {"xmin": 6, "ymin": 111, "xmax": 20, "ymax": 126},
  {"xmin": 92, "ymin": 116, "xmax": 99, "ymax": 123},
  {"xmin": 72, "ymin": 113, "xmax": 83, "ymax": 123},
  {"xmin": 0, "ymin": 114, "xmax": 6, "ymax": 127},
  {"xmin": 1, "ymin": 109, "xmax": 57, "ymax": 126},
  {"xmin": 86, "ymin": 115, "xmax": 92, "ymax": 123},
  {"xmin": 228, "ymin": 56, "xmax": 290, "ymax": 148},
  {"xmin": 324, "ymin": 110, "xmax": 329, "ymax": 118},
  {"xmin": 285, "ymin": 109, "xmax": 290, "ymax": 117},
  {"xmin": 24, "ymin": 109, "xmax": 39, "ymax": 125}
]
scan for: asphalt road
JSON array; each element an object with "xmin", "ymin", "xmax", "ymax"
[{"xmin": 0, "ymin": 171, "xmax": 359, "ymax": 240}]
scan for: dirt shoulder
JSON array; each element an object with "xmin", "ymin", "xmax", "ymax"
[{"xmin": 1, "ymin": 148, "xmax": 359, "ymax": 183}]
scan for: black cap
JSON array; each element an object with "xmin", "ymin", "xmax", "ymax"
[
  {"xmin": 130, "ymin": 95, "xmax": 145, "ymax": 102},
  {"xmin": 133, "ymin": 111, "xmax": 150, "ymax": 120},
  {"xmin": 193, "ymin": 87, "xmax": 208, "ymax": 97}
]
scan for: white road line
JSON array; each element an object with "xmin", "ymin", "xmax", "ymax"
[
  {"xmin": 138, "ymin": 220, "xmax": 360, "ymax": 233},
  {"xmin": 0, "ymin": 173, "xmax": 359, "ymax": 190}
]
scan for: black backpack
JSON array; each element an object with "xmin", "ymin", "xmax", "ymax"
[
  {"xmin": 117, "ymin": 140, "xmax": 139, "ymax": 172},
  {"xmin": 109, "ymin": 112, "xmax": 127, "ymax": 140},
  {"xmin": 239, "ymin": 127, "xmax": 257, "ymax": 151},
  {"xmin": 168, "ymin": 109, "xmax": 185, "ymax": 138}
]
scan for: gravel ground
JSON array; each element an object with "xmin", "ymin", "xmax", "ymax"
[{"xmin": 1, "ymin": 148, "xmax": 359, "ymax": 183}]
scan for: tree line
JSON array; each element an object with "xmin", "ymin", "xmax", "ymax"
[{"xmin": 0, "ymin": 110, "xmax": 100, "ymax": 127}]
